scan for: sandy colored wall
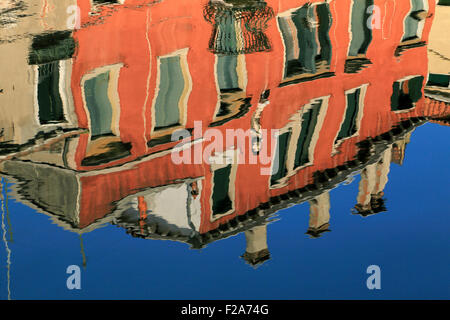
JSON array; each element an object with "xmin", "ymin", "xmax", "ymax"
[{"xmin": 428, "ymin": 4, "xmax": 450, "ymax": 74}]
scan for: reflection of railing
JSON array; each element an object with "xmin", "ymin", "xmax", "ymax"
[
  {"xmin": 81, "ymin": 135, "xmax": 132, "ymax": 167},
  {"xmin": 112, "ymin": 115, "xmax": 432, "ymax": 249},
  {"xmin": 203, "ymin": 1, "xmax": 274, "ymax": 54},
  {"xmin": 210, "ymin": 89, "xmax": 252, "ymax": 127}
]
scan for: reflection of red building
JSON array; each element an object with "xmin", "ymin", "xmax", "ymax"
[
  {"xmin": 68, "ymin": 0, "xmax": 438, "ymax": 170},
  {"xmin": 1, "ymin": 1, "xmax": 449, "ymax": 250}
]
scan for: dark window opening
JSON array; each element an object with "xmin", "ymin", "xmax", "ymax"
[
  {"xmin": 212, "ymin": 165, "xmax": 233, "ymax": 216},
  {"xmin": 37, "ymin": 61, "xmax": 65, "ymax": 125},
  {"xmin": 336, "ymin": 88, "xmax": 362, "ymax": 143},
  {"xmin": 391, "ymin": 76, "xmax": 424, "ymax": 111},
  {"xmin": 294, "ymin": 100, "xmax": 322, "ymax": 168},
  {"xmin": 271, "ymin": 130, "xmax": 292, "ymax": 186}
]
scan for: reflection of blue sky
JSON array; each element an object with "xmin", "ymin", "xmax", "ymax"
[{"xmin": 0, "ymin": 123, "xmax": 448, "ymax": 300}]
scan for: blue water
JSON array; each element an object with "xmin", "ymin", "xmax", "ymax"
[{"xmin": 1, "ymin": 122, "xmax": 448, "ymax": 300}]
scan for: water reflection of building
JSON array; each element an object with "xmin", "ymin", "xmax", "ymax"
[
  {"xmin": 1, "ymin": 0, "xmax": 450, "ymax": 265},
  {"xmin": 0, "ymin": 0, "xmax": 79, "ymax": 149}
]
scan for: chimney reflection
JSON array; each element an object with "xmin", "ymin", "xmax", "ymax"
[
  {"xmin": 353, "ymin": 147, "xmax": 391, "ymax": 217},
  {"xmin": 306, "ymin": 192, "xmax": 330, "ymax": 238},
  {"xmin": 241, "ymin": 224, "xmax": 270, "ymax": 267}
]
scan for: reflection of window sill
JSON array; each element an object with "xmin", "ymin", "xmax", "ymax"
[
  {"xmin": 392, "ymin": 105, "xmax": 417, "ymax": 113},
  {"xmin": 210, "ymin": 91, "xmax": 252, "ymax": 127},
  {"xmin": 152, "ymin": 124, "xmax": 184, "ymax": 139},
  {"xmin": 395, "ymin": 40, "xmax": 426, "ymax": 56},
  {"xmin": 347, "ymin": 54, "xmax": 368, "ymax": 60},
  {"xmin": 424, "ymin": 87, "xmax": 450, "ymax": 103},
  {"xmin": 82, "ymin": 135, "xmax": 131, "ymax": 166},
  {"xmin": 269, "ymin": 177, "xmax": 289, "ymax": 190},
  {"xmin": 332, "ymin": 133, "xmax": 359, "ymax": 157},
  {"xmin": 344, "ymin": 57, "xmax": 372, "ymax": 74},
  {"xmin": 279, "ymin": 71, "xmax": 335, "ymax": 88},
  {"xmin": 147, "ymin": 128, "xmax": 194, "ymax": 148},
  {"xmin": 210, "ymin": 208, "xmax": 236, "ymax": 222},
  {"xmin": 39, "ymin": 121, "xmax": 69, "ymax": 128},
  {"xmin": 269, "ymin": 162, "xmax": 313, "ymax": 190}
]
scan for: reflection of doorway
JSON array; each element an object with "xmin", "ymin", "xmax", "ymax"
[
  {"xmin": 29, "ymin": 31, "xmax": 76, "ymax": 127},
  {"xmin": 209, "ymin": 150, "xmax": 238, "ymax": 221},
  {"xmin": 212, "ymin": 164, "xmax": 233, "ymax": 216},
  {"xmin": 37, "ymin": 61, "xmax": 65, "ymax": 124}
]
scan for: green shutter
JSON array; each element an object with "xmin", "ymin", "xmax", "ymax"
[
  {"xmin": 214, "ymin": 10, "xmax": 238, "ymax": 54},
  {"xmin": 348, "ymin": 0, "xmax": 373, "ymax": 56},
  {"xmin": 408, "ymin": 76, "xmax": 424, "ymax": 102},
  {"xmin": 337, "ymin": 89, "xmax": 360, "ymax": 141},
  {"xmin": 391, "ymin": 76, "xmax": 423, "ymax": 111},
  {"xmin": 279, "ymin": 3, "xmax": 332, "ymax": 78},
  {"xmin": 391, "ymin": 81, "xmax": 401, "ymax": 111},
  {"xmin": 217, "ymin": 55, "xmax": 240, "ymax": 90},
  {"xmin": 316, "ymin": 3, "xmax": 332, "ymax": 64},
  {"xmin": 84, "ymin": 71, "xmax": 113, "ymax": 137},
  {"xmin": 154, "ymin": 56, "xmax": 185, "ymax": 129},
  {"xmin": 294, "ymin": 101, "xmax": 321, "ymax": 168},
  {"xmin": 271, "ymin": 131, "xmax": 291, "ymax": 185},
  {"xmin": 427, "ymin": 74, "xmax": 450, "ymax": 88},
  {"xmin": 402, "ymin": 0, "xmax": 425, "ymax": 41},
  {"xmin": 296, "ymin": 5, "xmax": 317, "ymax": 74}
]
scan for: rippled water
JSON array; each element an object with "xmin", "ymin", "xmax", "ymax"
[{"xmin": 0, "ymin": 0, "xmax": 449, "ymax": 299}]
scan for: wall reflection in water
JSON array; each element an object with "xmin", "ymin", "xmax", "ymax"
[{"xmin": 0, "ymin": 0, "xmax": 449, "ymax": 269}]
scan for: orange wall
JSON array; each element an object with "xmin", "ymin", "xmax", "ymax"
[{"xmin": 69, "ymin": 0, "xmax": 444, "ymax": 231}]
